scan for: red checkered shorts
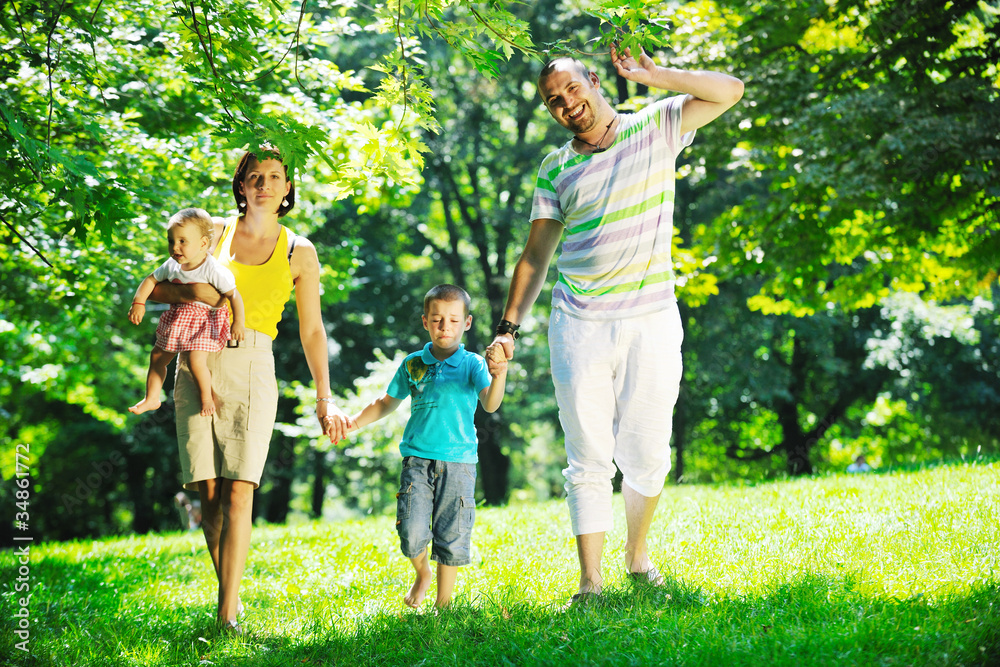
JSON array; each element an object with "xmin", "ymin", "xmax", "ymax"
[{"xmin": 155, "ymin": 303, "xmax": 230, "ymax": 353}]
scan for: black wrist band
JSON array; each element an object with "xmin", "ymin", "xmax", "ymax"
[{"xmin": 495, "ymin": 319, "xmax": 520, "ymax": 340}]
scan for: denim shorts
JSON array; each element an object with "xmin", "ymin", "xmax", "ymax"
[{"xmin": 396, "ymin": 456, "xmax": 476, "ymax": 567}]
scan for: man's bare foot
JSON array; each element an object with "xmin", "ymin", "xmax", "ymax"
[
  {"xmin": 404, "ymin": 567, "xmax": 432, "ymax": 608},
  {"xmin": 129, "ymin": 398, "xmax": 161, "ymax": 414},
  {"xmin": 625, "ymin": 552, "xmax": 665, "ymax": 585}
]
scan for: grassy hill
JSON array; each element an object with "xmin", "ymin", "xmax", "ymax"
[{"xmin": 2, "ymin": 460, "xmax": 998, "ymax": 666}]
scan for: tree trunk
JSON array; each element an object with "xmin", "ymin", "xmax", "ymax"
[
  {"xmin": 262, "ymin": 435, "xmax": 294, "ymax": 523},
  {"xmin": 476, "ymin": 407, "xmax": 510, "ymax": 505},
  {"xmin": 672, "ymin": 382, "xmax": 688, "ymax": 482},
  {"xmin": 784, "ymin": 433, "xmax": 814, "ymax": 476},
  {"xmin": 310, "ymin": 447, "xmax": 326, "ymax": 518}
]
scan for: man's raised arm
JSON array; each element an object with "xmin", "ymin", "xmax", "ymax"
[{"xmin": 611, "ymin": 45, "xmax": 744, "ymax": 134}]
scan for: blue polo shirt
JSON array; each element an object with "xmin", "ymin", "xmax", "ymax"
[{"xmin": 387, "ymin": 343, "xmax": 492, "ymax": 464}]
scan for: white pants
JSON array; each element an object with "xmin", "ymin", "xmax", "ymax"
[{"xmin": 550, "ymin": 305, "xmax": 683, "ymax": 535}]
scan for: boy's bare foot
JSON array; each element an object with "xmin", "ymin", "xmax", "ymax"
[
  {"xmin": 129, "ymin": 398, "xmax": 161, "ymax": 414},
  {"xmin": 404, "ymin": 567, "xmax": 432, "ymax": 608}
]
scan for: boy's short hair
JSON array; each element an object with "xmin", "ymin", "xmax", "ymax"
[
  {"xmin": 424, "ymin": 284, "xmax": 472, "ymax": 317},
  {"xmin": 167, "ymin": 208, "xmax": 214, "ymax": 242}
]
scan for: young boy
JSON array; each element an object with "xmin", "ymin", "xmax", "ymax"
[{"xmin": 346, "ymin": 284, "xmax": 508, "ymax": 609}]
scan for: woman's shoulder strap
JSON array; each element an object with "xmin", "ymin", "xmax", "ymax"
[{"xmin": 285, "ymin": 228, "xmax": 298, "ymax": 262}]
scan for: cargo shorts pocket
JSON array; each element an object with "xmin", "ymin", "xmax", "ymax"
[
  {"xmin": 396, "ymin": 483, "xmax": 412, "ymax": 525},
  {"xmin": 460, "ymin": 495, "xmax": 475, "ymax": 533},
  {"xmin": 246, "ymin": 359, "xmax": 278, "ymax": 434}
]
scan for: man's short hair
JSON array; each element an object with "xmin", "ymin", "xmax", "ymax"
[
  {"xmin": 424, "ymin": 284, "xmax": 472, "ymax": 317},
  {"xmin": 538, "ymin": 57, "xmax": 591, "ymax": 86}
]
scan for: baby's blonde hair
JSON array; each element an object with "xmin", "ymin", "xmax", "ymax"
[{"xmin": 167, "ymin": 208, "xmax": 214, "ymax": 243}]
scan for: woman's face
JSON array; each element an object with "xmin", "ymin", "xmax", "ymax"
[{"xmin": 240, "ymin": 157, "xmax": 290, "ymax": 214}]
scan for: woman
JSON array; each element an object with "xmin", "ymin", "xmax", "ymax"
[{"xmin": 151, "ymin": 147, "xmax": 349, "ymax": 633}]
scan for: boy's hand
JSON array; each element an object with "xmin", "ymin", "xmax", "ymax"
[
  {"xmin": 128, "ymin": 303, "xmax": 145, "ymax": 325},
  {"xmin": 485, "ymin": 343, "xmax": 509, "ymax": 378},
  {"xmin": 230, "ymin": 323, "xmax": 246, "ymax": 341}
]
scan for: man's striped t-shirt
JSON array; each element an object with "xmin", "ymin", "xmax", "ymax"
[{"xmin": 529, "ymin": 95, "xmax": 694, "ymax": 321}]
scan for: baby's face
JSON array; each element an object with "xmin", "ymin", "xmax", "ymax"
[{"xmin": 167, "ymin": 222, "xmax": 209, "ymax": 268}]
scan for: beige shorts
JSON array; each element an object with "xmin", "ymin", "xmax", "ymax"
[{"xmin": 174, "ymin": 329, "xmax": 278, "ymax": 490}]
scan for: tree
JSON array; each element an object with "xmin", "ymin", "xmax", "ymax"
[
  {"xmin": 0, "ymin": 0, "xmax": 544, "ymax": 534},
  {"xmin": 667, "ymin": 0, "xmax": 999, "ymax": 474},
  {"xmin": 707, "ymin": 0, "xmax": 999, "ymax": 312}
]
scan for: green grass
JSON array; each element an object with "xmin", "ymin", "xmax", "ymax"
[{"xmin": 2, "ymin": 461, "xmax": 999, "ymax": 666}]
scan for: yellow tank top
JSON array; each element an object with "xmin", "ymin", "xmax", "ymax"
[{"xmin": 214, "ymin": 220, "xmax": 294, "ymax": 339}]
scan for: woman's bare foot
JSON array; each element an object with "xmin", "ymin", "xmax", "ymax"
[
  {"xmin": 129, "ymin": 397, "xmax": 161, "ymax": 414},
  {"xmin": 404, "ymin": 564, "xmax": 432, "ymax": 608}
]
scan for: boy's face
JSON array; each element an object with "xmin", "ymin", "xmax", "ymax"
[{"xmin": 422, "ymin": 298, "xmax": 472, "ymax": 358}]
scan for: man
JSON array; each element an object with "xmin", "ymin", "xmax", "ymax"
[{"xmin": 491, "ymin": 46, "xmax": 743, "ymax": 603}]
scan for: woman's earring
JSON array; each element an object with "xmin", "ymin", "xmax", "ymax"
[
  {"xmin": 238, "ymin": 200, "xmax": 246, "ymax": 209},
  {"xmin": 281, "ymin": 198, "xmax": 289, "ymax": 207}
]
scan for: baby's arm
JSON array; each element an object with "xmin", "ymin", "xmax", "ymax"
[
  {"xmin": 479, "ymin": 344, "xmax": 508, "ymax": 413},
  {"xmin": 347, "ymin": 394, "xmax": 403, "ymax": 435},
  {"xmin": 128, "ymin": 274, "xmax": 158, "ymax": 325},
  {"xmin": 223, "ymin": 287, "xmax": 246, "ymax": 341}
]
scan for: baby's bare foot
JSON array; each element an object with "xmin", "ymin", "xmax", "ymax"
[
  {"xmin": 129, "ymin": 398, "xmax": 161, "ymax": 415},
  {"xmin": 200, "ymin": 400, "xmax": 216, "ymax": 417}
]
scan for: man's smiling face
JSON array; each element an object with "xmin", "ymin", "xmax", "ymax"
[{"xmin": 538, "ymin": 61, "xmax": 604, "ymax": 135}]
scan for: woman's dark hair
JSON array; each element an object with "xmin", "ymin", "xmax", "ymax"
[{"xmin": 231, "ymin": 148, "xmax": 295, "ymax": 218}]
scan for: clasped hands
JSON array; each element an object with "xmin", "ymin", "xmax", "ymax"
[{"xmin": 484, "ymin": 342, "xmax": 509, "ymax": 378}]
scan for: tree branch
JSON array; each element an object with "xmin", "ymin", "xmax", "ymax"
[
  {"xmin": 44, "ymin": 0, "xmax": 70, "ymax": 151},
  {"xmin": 1, "ymin": 215, "xmax": 54, "ymax": 268},
  {"xmin": 8, "ymin": 0, "xmax": 33, "ymax": 47},
  {"xmin": 187, "ymin": 1, "xmax": 235, "ymax": 121},
  {"xmin": 394, "ymin": 0, "xmax": 409, "ymax": 128}
]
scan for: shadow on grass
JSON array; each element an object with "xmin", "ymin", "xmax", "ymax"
[{"xmin": 2, "ymin": 556, "xmax": 998, "ymax": 667}]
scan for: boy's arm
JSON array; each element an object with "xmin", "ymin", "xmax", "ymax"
[
  {"xmin": 347, "ymin": 394, "xmax": 403, "ymax": 434},
  {"xmin": 128, "ymin": 274, "xmax": 158, "ymax": 324},
  {"xmin": 479, "ymin": 345, "xmax": 508, "ymax": 413},
  {"xmin": 479, "ymin": 373, "xmax": 507, "ymax": 413},
  {"xmin": 223, "ymin": 287, "xmax": 246, "ymax": 341}
]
